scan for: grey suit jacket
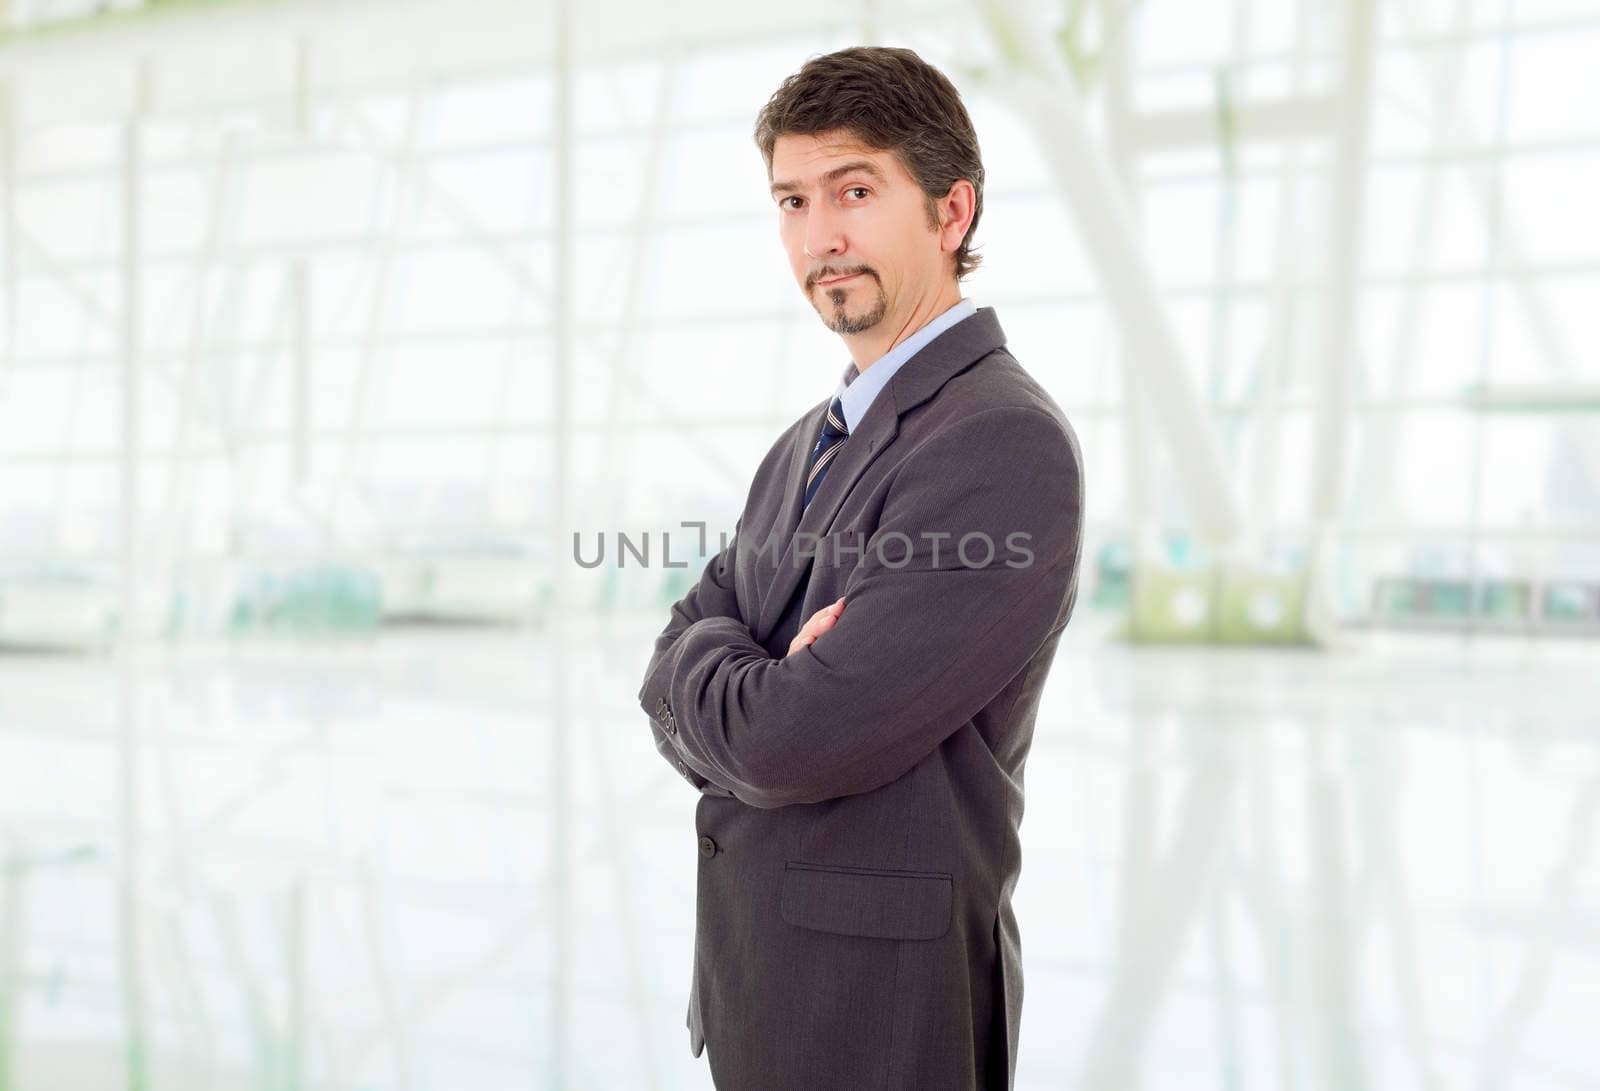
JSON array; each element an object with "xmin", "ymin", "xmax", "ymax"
[{"xmin": 637, "ymin": 306, "xmax": 1084, "ymax": 1089}]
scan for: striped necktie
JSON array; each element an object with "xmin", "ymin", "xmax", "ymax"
[{"xmin": 803, "ymin": 394, "xmax": 850, "ymax": 509}]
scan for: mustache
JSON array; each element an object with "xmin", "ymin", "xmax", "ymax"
[{"xmin": 809, "ymin": 266, "xmax": 876, "ymax": 289}]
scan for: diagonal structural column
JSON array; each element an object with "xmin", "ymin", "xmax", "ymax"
[{"xmin": 972, "ymin": 0, "xmax": 1245, "ymax": 547}]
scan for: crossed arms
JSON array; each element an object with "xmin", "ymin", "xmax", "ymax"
[
  {"xmin": 638, "ymin": 406, "xmax": 1083, "ymax": 810},
  {"xmin": 640, "ymin": 514, "xmax": 745, "ymax": 799}
]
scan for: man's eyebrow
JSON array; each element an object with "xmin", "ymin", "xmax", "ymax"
[{"xmin": 770, "ymin": 159, "xmax": 889, "ymax": 196}]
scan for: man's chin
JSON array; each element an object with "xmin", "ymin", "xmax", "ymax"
[
  {"xmin": 819, "ymin": 310, "xmax": 883, "ymax": 336},
  {"xmin": 810, "ymin": 295, "xmax": 886, "ymax": 336}
]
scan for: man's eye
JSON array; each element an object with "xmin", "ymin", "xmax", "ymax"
[
  {"xmin": 845, "ymin": 186, "xmax": 869, "ymax": 199},
  {"xmin": 781, "ymin": 196, "xmax": 803, "ymax": 210}
]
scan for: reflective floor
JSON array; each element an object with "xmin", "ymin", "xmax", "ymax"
[{"xmin": 1, "ymin": 614, "xmax": 1596, "ymax": 1089}]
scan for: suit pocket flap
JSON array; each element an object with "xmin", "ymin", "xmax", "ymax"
[{"xmin": 780, "ymin": 862, "xmax": 952, "ymax": 941}]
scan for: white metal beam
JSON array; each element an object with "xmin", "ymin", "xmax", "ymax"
[
  {"xmin": 1128, "ymin": 94, "xmax": 1337, "ymax": 153},
  {"xmin": 1304, "ymin": 0, "xmax": 1378, "ymax": 641},
  {"xmin": 548, "ymin": 4, "xmax": 576, "ymax": 1090},
  {"xmin": 1248, "ymin": 4, "xmax": 1316, "ymax": 539},
  {"xmin": 0, "ymin": 76, "xmax": 13, "ymax": 407},
  {"xmin": 1097, "ymin": 0, "xmax": 1162, "ymax": 566},
  {"xmin": 291, "ymin": 34, "xmax": 312, "ymax": 490},
  {"xmin": 117, "ymin": 57, "xmax": 152, "ymax": 1091}
]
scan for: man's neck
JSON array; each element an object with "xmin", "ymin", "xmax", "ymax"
[{"xmin": 846, "ymin": 282, "xmax": 964, "ymax": 374}]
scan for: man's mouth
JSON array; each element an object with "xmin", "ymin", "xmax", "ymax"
[{"xmin": 818, "ymin": 273, "xmax": 862, "ymax": 287}]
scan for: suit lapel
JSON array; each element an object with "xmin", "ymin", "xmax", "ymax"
[
  {"xmin": 754, "ymin": 306, "xmax": 1008, "ymax": 643},
  {"xmin": 770, "ymin": 399, "xmax": 825, "ymax": 561}
]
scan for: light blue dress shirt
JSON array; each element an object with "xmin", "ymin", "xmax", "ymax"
[{"xmin": 832, "ymin": 297, "xmax": 977, "ymax": 433}]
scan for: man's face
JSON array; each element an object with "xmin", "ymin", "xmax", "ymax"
[{"xmin": 768, "ymin": 130, "xmax": 945, "ymax": 337}]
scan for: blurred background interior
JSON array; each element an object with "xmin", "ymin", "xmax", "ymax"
[{"xmin": 0, "ymin": 0, "xmax": 1597, "ymax": 1087}]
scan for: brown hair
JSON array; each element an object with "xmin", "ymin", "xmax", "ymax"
[{"xmin": 753, "ymin": 46, "xmax": 986, "ymax": 281}]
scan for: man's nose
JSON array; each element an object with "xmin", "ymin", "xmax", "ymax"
[{"xmin": 802, "ymin": 205, "xmax": 845, "ymax": 261}]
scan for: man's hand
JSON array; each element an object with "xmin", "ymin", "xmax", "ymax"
[{"xmin": 787, "ymin": 596, "xmax": 846, "ymax": 657}]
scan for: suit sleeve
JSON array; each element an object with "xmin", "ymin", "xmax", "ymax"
[
  {"xmin": 638, "ymin": 517, "xmax": 744, "ymax": 797},
  {"xmin": 638, "ymin": 406, "xmax": 1084, "ymax": 809}
]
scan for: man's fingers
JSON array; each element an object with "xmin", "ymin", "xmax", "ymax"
[
  {"xmin": 810, "ymin": 598, "xmax": 844, "ymax": 624},
  {"xmin": 793, "ymin": 615, "xmax": 832, "ymax": 648},
  {"xmin": 787, "ymin": 597, "xmax": 847, "ymax": 656},
  {"xmin": 807, "ymin": 598, "xmax": 846, "ymax": 632},
  {"xmin": 805, "ymin": 607, "xmax": 842, "ymax": 635}
]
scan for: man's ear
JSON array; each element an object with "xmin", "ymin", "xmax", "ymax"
[{"xmin": 937, "ymin": 179, "xmax": 976, "ymax": 254}]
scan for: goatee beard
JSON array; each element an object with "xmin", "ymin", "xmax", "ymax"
[{"xmin": 816, "ymin": 279, "xmax": 887, "ymax": 335}]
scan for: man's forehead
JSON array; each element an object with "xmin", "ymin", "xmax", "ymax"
[
  {"xmin": 769, "ymin": 134, "xmax": 895, "ymax": 181},
  {"xmin": 773, "ymin": 130, "xmax": 876, "ymax": 157}
]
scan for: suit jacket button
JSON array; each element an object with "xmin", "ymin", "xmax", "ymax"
[
  {"xmin": 698, "ymin": 835, "xmax": 718, "ymax": 858},
  {"xmin": 655, "ymin": 697, "xmax": 669, "ymax": 716},
  {"xmin": 663, "ymin": 711, "xmax": 677, "ymax": 735},
  {"xmin": 677, "ymin": 759, "xmax": 692, "ymax": 778}
]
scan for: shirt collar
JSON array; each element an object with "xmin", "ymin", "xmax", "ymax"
[{"xmin": 833, "ymin": 296, "xmax": 977, "ymax": 434}]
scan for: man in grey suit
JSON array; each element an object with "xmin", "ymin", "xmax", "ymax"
[{"xmin": 638, "ymin": 46, "xmax": 1084, "ymax": 1089}]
